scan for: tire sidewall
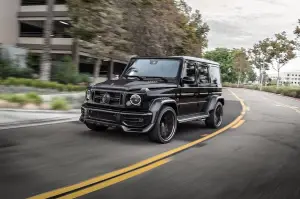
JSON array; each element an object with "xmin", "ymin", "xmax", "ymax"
[{"xmin": 213, "ymin": 102, "xmax": 223, "ymax": 128}]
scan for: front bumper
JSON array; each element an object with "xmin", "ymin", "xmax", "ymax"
[{"xmin": 80, "ymin": 106, "xmax": 154, "ymax": 133}]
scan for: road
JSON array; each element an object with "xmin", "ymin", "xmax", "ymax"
[{"xmin": 1, "ymin": 88, "xmax": 300, "ymax": 199}]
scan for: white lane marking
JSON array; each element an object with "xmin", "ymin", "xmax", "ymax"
[{"xmin": 0, "ymin": 117, "xmax": 78, "ymax": 130}]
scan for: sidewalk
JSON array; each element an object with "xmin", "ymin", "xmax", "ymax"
[{"xmin": 0, "ymin": 110, "xmax": 80, "ymax": 129}]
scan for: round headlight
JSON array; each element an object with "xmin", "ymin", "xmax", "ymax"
[
  {"xmin": 86, "ymin": 90, "xmax": 91, "ymax": 100},
  {"xmin": 130, "ymin": 94, "xmax": 141, "ymax": 106}
]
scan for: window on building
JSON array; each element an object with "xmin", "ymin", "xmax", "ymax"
[{"xmin": 21, "ymin": 0, "xmax": 66, "ymax": 5}]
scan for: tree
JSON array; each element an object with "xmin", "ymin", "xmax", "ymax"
[
  {"xmin": 40, "ymin": 0, "xmax": 55, "ymax": 81},
  {"xmin": 294, "ymin": 19, "xmax": 300, "ymax": 50},
  {"xmin": 232, "ymin": 48, "xmax": 251, "ymax": 86},
  {"xmin": 67, "ymin": 0, "xmax": 130, "ymax": 80},
  {"xmin": 204, "ymin": 48, "xmax": 237, "ymax": 83},
  {"xmin": 247, "ymin": 67, "xmax": 257, "ymax": 82},
  {"xmin": 248, "ymin": 39, "xmax": 271, "ymax": 89},
  {"xmin": 267, "ymin": 32, "xmax": 296, "ymax": 88}
]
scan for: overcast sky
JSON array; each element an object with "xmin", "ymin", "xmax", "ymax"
[{"xmin": 186, "ymin": 0, "xmax": 300, "ymax": 71}]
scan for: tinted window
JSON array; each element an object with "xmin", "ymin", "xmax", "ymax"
[
  {"xmin": 124, "ymin": 59, "xmax": 180, "ymax": 78},
  {"xmin": 209, "ymin": 65, "xmax": 222, "ymax": 86},
  {"xmin": 196, "ymin": 62, "xmax": 210, "ymax": 84}
]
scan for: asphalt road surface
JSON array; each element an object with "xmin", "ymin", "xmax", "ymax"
[{"xmin": 1, "ymin": 88, "xmax": 300, "ymax": 199}]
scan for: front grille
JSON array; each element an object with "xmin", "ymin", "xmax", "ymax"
[
  {"xmin": 88, "ymin": 110, "xmax": 117, "ymax": 122},
  {"xmin": 92, "ymin": 90, "xmax": 123, "ymax": 106}
]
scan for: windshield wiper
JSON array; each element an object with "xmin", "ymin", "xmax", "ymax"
[
  {"xmin": 142, "ymin": 76, "xmax": 169, "ymax": 83},
  {"xmin": 123, "ymin": 75, "xmax": 144, "ymax": 80}
]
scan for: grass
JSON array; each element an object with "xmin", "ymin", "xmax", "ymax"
[{"xmin": 0, "ymin": 77, "xmax": 87, "ymax": 92}]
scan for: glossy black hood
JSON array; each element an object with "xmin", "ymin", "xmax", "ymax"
[{"xmin": 92, "ymin": 79, "xmax": 177, "ymax": 91}]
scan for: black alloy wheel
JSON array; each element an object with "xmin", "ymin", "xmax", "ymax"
[
  {"xmin": 205, "ymin": 102, "xmax": 223, "ymax": 128},
  {"xmin": 149, "ymin": 106, "xmax": 177, "ymax": 144}
]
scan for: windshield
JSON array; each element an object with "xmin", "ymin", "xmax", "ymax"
[{"xmin": 123, "ymin": 59, "xmax": 181, "ymax": 78}]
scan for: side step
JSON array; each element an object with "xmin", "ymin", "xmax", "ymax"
[{"xmin": 177, "ymin": 113, "xmax": 208, "ymax": 123}]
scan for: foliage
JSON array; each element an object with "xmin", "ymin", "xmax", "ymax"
[
  {"xmin": 50, "ymin": 97, "xmax": 70, "ymax": 110},
  {"xmin": 247, "ymin": 68, "xmax": 257, "ymax": 82},
  {"xmin": 266, "ymin": 32, "xmax": 297, "ymax": 87},
  {"xmin": 294, "ymin": 19, "xmax": 300, "ymax": 49},
  {"xmin": 66, "ymin": 0, "xmax": 209, "ymax": 58},
  {"xmin": 51, "ymin": 56, "xmax": 91, "ymax": 85},
  {"xmin": 0, "ymin": 77, "xmax": 86, "ymax": 92},
  {"xmin": 248, "ymin": 39, "xmax": 271, "ymax": 83},
  {"xmin": 0, "ymin": 58, "xmax": 34, "ymax": 79},
  {"xmin": 0, "ymin": 92, "xmax": 43, "ymax": 105},
  {"xmin": 232, "ymin": 48, "xmax": 251, "ymax": 84},
  {"xmin": 204, "ymin": 48, "xmax": 237, "ymax": 83}
]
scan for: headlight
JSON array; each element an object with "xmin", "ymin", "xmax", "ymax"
[
  {"xmin": 129, "ymin": 94, "xmax": 141, "ymax": 106},
  {"xmin": 86, "ymin": 90, "xmax": 91, "ymax": 100}
]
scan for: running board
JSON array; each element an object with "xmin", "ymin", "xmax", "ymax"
[{"xmin": 177, "ymin": 114, "xmax": 208, "ymax": 123}]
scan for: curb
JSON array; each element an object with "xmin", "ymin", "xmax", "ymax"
[
  {"xmin": 0, "ymin": 108, "xmax": 81, "ymax": 114},
  {"xmin": 0, "ymin": 116, "xmax": 79, "ymax": 130}
]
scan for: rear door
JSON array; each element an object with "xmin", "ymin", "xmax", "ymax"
[{"xmin": 196, "ymin": 62, "xmax": 211, "ymax": 113}]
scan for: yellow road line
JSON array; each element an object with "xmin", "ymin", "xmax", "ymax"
[
  {"xmin": 28, "ymin": 89, "xmax": 246, "ymax": 199},
  {"xmin": 57, "ymin": 158, "xmax": 171, "ymax": 199},
  {"xmin": 232, "ymin": 120, "xmax": 245, "ymax": 129}
]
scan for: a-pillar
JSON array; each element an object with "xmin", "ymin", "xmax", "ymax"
[{"xmin": 108, "ymin": 59, "xmax": 114, "ymax": 80}]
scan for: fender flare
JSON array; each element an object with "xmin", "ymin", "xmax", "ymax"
[
  {"xmin": 149, "ymin": 98, "xmax": 178, "ymax": 124},
  {"xmin": 205, "ymin": 95, "xmax": 225, "ymax": 114}
]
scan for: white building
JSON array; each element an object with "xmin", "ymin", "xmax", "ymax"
[{"xmin": 269, "ymin": 71, "xmax": 300, "ymax": 86}]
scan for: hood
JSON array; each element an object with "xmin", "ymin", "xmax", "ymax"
[{"xmin": 93, "ymin": 79, "xmax": 177, "ymax": 91}]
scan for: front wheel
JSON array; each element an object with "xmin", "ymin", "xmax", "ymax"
[
  {"xmin": 205, "ymin": 102, "xmax": 223, "ymax": 128},
  {"xmin": 85, "ymin": 123, "xmax": 108, "ymax": 131},
  {"xmin": 148, "ymin": 106, "xmax": 177, "ymax": 144}
]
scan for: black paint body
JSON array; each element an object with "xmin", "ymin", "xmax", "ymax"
[{"xmin": 80, "ymin": 56, "xmax": 224, "ymax": 133}]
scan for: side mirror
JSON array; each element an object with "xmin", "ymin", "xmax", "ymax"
[
  {"xmin": 182, "ymin": 76, "xmax": 194, "ymax": 84},
  {"xmin": 213, "ymin": 78, "xmax": 218, "ymax": 84}
]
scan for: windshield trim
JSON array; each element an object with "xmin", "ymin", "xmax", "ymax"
[{"xmin": 120, "ymin": 57, "xmax": 184, "ymax": 83}]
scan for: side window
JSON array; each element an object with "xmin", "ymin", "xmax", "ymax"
[
  {"xmin": 209, "ymin": 64, "xmax": 222, "ymax": 86},
  {"xmin": 196, "ymin": 62, "xmax": 210, "ymax": 85},
  {"xmin": 181, "ymin": 60, "xmax": 196, "ymax": 85}
]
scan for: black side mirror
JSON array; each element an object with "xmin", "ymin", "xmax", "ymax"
[{"xmin": 182, "ymin": 76, "xmax": 194, "ymax": 84}]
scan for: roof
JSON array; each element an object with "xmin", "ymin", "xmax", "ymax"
[{"xmin": 171, "ymin": 56, "xmax": 220, "ymax": 65}]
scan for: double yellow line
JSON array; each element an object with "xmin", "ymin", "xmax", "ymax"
[{"xmin": 28, "ymin": 89, "xmax": 246, "ymax": 199}]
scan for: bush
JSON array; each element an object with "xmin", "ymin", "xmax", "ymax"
[
  {"xmin": 0, "ymin": 77, "xmax": 86, "ymax": 92},
  {"xmin": 51, "ymin": 56, "xmax": 91, "ymax": 85},
  {"xmin": 50, "ymin": 97, "xmax": 70, "ymax": 110},
  {"xmin": 25, "ymin": 92, "xmax": 43, "ymax": 105},
  {"xmin": 0, "ymin": 59, "xmax": 34, "ymax": 79},
  {"xmin": 0, "ymin": 92, "xmax": 43, "ymax": 105}
]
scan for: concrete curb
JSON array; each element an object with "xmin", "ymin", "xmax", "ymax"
[
  {"xmin": 0, "ymin": 108, "xmax": 81, "ymax": 114},
  {"xmin": 0, "ymin": 117, "xmax": 76, "ymax": 127}
]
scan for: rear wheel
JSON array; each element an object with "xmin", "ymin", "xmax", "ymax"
[
  {"xmin": 205, "ymin": 102, "xmax": 223, "ymax": 128},
  {"xmin": 85, "ymin": 123, "xmax": 108, "ymax": 131},
  {"xmin": 148, "ymin": 106, "xmax": 177, "ymax": 144}
]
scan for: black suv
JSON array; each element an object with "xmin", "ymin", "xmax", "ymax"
[{"xmin": 80, "ymin": 56, "xmax": 224, "ymax": 143}]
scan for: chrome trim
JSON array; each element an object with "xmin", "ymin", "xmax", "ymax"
[{"xmin": 177, "ymin": 115, "xmax": 208, "ymax": 123}]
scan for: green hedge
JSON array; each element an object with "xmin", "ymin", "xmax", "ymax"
[
  {"xmin": 0, "ymin": 78, "xmax": 86, "ymax": 92},
  {"xmin": 223, "ymin": 82, "xmax": 300, "ymax": 98},
  {"xmin": 50, "ymin": 97, "xmax": 70, "ymax": 110},
  {"xmin": 0, "ymin": 92, "xmax": 43, "ymax": 105}
]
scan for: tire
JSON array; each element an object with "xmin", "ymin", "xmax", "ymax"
[
  {"xmin": 85, "ymin": 123, "xmax": 108, "ymax": 131},
  {"xmin": 205, "ymin": 102, "xmax": 223, "ymax": 128},
  {"xmin": 148, "ymin": 106, "xmax": 177, "ymax": 144}
]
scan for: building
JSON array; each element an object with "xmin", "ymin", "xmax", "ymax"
[
  {"xmin": 0, "ymin": 0, "xmax": 127, "ymax": 81},
  {"xmin": 269, "ymin": 71, "xmax": 300, "ymax": 86}
]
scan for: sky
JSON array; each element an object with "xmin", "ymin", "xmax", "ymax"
[{"xmin": 186, "ymin": 0, "xmax": 300, "ymax": 72}]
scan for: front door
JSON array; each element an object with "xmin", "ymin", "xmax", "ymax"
[{"xmin": 178, "ymin": 60, "xmax": 199, "ymax": 116}]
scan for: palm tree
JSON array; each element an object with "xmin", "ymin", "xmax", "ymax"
[{"xmin": 40, "ymin": 0, "xmax": 55, "ymax": 81}]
